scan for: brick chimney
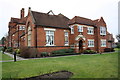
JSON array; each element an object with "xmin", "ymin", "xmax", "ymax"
[{"xmin": 21, "ymin": 8, "xmax": 24, "ymax": 19}]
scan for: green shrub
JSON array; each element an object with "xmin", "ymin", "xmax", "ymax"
[
  {"xmin": 116, "ymin": 44, "xmax": 120, "ymax": 48},
  {"xmin": 0, "ymin": 47, "xmax": 3, "ymax": 51},
  {"xmin": 15, "ymin": 49, "xmax": 20, "ymax": 54},
  {"xmin": 5, "ymin": 47, "xmax": 13, "ymax": 52},
  {"xmin": 41, "ymin": 52, "xmax": 49, "ymax": 57},
  {"xmin": 52, "ymin": 48, "xmax": 74, "ymax": 54},
  {"xmin": 50, "ymin": 48, "xmax": 76, "ymax": 56},
  {"xmin": 83, "ymin": 50, "xmax": 96, "ymax": 54},
  {"xmin": 104, "ymin": 48, "xmax": 115, "ymax": 52}
]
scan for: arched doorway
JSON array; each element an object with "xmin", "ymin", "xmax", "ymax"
[{"xmin": 79, "ymin": 40, "xmax": 83, "ymax": 53}]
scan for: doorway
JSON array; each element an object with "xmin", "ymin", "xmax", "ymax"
[{"xmin": 79, "ymin": 40, "xmax": 83, "ymax": 53}]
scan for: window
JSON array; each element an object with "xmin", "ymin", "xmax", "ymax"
[
  {"xmin": 64, "ymin": 32, "xmax": 69, "ymax": 45},
  {"xmin": 101, "ymin": 39, "xmax": 106, "ymax": 47},
  {"xmin": 71, "ymin": 26, "xmax": 74, "ymax": 34},
  {"xmin": 88, "ymin": 39, "xmax": 94, "ymax": 47},
  {"xmin": 78, "ymin": 25, "xmax": 83, "ymax": 32},
  {"xmin": 87, "ymin": 27, "xmax": 94, "ymax": 35},
  {"xmin": 14, "ymin": 42, "xmax": 18, "ymax": 47},
  {"xmin": 46, "ymin": 31, "xmax": 54, "ymax": 46},
  {"xmin": 27, "ymin": 26, "xmax": 31, "ymax": 46},
  {"xmin": 19, "ymin": 26, "xmax": 25, "ymax": 30},
  {"xmin": 100, "ymin": 27, "xmax": 106, "ymax": 35}
]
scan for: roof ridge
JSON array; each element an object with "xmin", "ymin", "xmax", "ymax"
[{"xmin": 75, "ymin": 16, "xmax": 93, "ymax": 21}]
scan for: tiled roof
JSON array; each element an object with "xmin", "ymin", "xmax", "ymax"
[
  {"xmin": 10, "ymin": 18, "xmax": 20, "ymax": 23},
  {"xmin": 68, "ymin": 16, "xmax": 96, "ymax": 26},
  {"xmin": 10, "ymin": 17, "xmax": 27, "ymax": 25},
  {"xmin": 31, "ymin": 11, "xmax": 70, "ymax": 29}
]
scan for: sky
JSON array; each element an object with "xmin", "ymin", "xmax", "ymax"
[{"xmin": 0, "ymin": 0, "xmax": 119, "ymax": 42}]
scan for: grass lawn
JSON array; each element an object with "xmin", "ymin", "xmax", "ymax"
[
  {"xmin": 2, "ymin": 52, "xmax": 118, "ymax": 79},
  {"xmin": 0, "ymin": 52, "xmax": 13, "ymax": 61}
]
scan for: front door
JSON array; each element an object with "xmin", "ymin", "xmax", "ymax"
[{"xmin": 79, "ymin": 40, "xmax": 83, "ymax": 53}]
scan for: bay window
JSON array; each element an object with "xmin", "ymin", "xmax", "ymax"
[
  {"xmin": 101, "ymin": 39, "xmax": 106, "ymax": 47},
  {"xmin": 78, "ymin": 25, "xmax": 83, "ymax": 32},
  {"xmin": 100, "ymin": 27, "xmax": 106, "ymax": 35}
]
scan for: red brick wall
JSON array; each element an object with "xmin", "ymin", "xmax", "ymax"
[
  {"xmin": 69, "ymin": 23, "xmax": 108, "ymax": 53},
  {"xmin": 36, "ymin": 27, "xmax": 70, "ymax": 52},
  {"xmin": 36, "ymin": 27, "xmax": 70, "ymax": 46},
  {"xmin": 25, "ymin": 13, "xmax": 36, "ymax": 47},
  {"xmin": 37, "ymin": 46, "xmax": 70, "ymax": 53},
  {"xmin": 25, "ymin": 13, "xmax": 70, "ymax": 52}
]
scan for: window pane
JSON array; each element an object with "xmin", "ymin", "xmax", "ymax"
[{"xmin": 46, "ymin": 31, "xmax": 54, "ymax": 45}]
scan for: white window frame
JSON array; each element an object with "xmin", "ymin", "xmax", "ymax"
[
  {"xmin": 78, "ymin": 25, "xmax": 83, "ymax": 32},
  {"xmin": 88, "ymin": 39, "xmax": 94, "ymax": 47},
  {"xmin": 44, "ymin": 28, "xmax": 56, "ymax": 46},
  {"xmin": 101, "ymin": 39, "xmax": 106, "ymax": 47},
  {"xmin": 100, "ymin": 27, "xmax": 106, "ymax": 35},
  {"xmin": 64, "ymin": 32, "xmax": 69, "ymax": 45},
  {"xmin": 27, "ymin": 26, "xmax": 31, "ymax": 46},
  {"xmin": 46, "ymin": 31, "xmax": 54, "ymax": 46},
  {"xmin": 14, "ymin": 42, "xmax": 18, "ymax": 47},
  {"xmin": 19, "ymin": 26, "xmax": 25, "ymax": 30},
  {"xmin": 71, "ymin": 26, "xmax": 74, "ymax": 34},
  {"xmin": 87, "ymin": 27, "xmax": 94, "ymax": 35}
]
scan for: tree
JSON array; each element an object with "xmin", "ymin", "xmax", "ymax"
[
  {"xmin": 1, "ymin": 37, "xmax": 6, "ymax": 46},
  {"xmin": 116, "ymin": 34, "xmax": 120, "ymax": 42}
]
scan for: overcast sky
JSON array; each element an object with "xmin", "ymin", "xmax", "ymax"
[{"xmin": 0, "ymin": 0, "xmax": 119, "ymax": 42}]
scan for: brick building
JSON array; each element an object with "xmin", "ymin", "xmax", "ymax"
[
  {"xmin": 8, "ymin": 8, "xmax": 114, "ymax": 53},
  {"xmin": 8, "ymin": 8, "xmax": 27, "ymax": 48}
]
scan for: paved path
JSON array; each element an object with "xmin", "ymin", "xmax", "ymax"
[{"xmin": 0, "ymin": 52, "xmax": 27, "ymax": 62}]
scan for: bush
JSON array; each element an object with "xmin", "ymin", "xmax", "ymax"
[
  {"xmin": 50, "ymin": 48, "xmax": 76, "ymax": 56},
  {"xmin": 86, "ymin": 48, "xmax": 91, "ymax": 50},
  {"xmin": 116, "ymin": 44, "xmax": 120, "ymax": 48},
  {"xmin": 15, "ymin": 49, "xmax": 20, "ymax": 54},
  {"xmin": 83, "ymin": 50, "xmax": 96, "ymax": 54},
  {"xmin": 5, "ymin": 47, "xmax": 13, "ymax": 52},
  {"xmin": 19, "ymin": 47, "xmax": 39, "ymax": 58},
  {"xmin": 111, "ymin": 48, "xmax": 115, "ymax": 52},
  {"xmin": 52, "ymin": 48, "xmax": 74, "ymax": 54},
  {"xmin": 41, "ymin": 52, "xmax": 49, "ymax": 57},
  {"xmin": 104, "ymin": 48, "xmax": 115, "ymax": 52}
]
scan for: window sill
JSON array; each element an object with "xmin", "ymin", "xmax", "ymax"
[
  {"xmin": 100, "ymin": 34, "xmax": 106, "ymax": 36},
  {"xmin": 64, "ymin": 44, "xmax": 69, "ymax": 46},
  {"xmin": 45, "ymin": 45, "xmax": 56, "ymax": 46},
  {"xmin": 101, "ymin": 46, "xmax": 106, "ymax": 47},
  {"xmin": 88, "ymin": 46, "xmax": 94, "ymax": 47},
  {"xmin": 87, "ymin": 33, "xmax": 94, "ymax": 35}
]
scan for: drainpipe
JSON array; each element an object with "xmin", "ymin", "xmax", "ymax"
[
  {"xmin": 35, "ymin": 26, "xmax": 37, "ymax": 48},
  {"xmin": 18, "ymin": 25, "xmax": 19, "ymax": 48}
]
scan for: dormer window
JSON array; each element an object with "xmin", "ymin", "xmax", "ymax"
[
  {"xmin": 78, "ymin": 25, "xmax": 83, "ymax": 32},
  {"xmin": 100, "ymin": 26, "xmax": 106, "ymax": 35}
]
